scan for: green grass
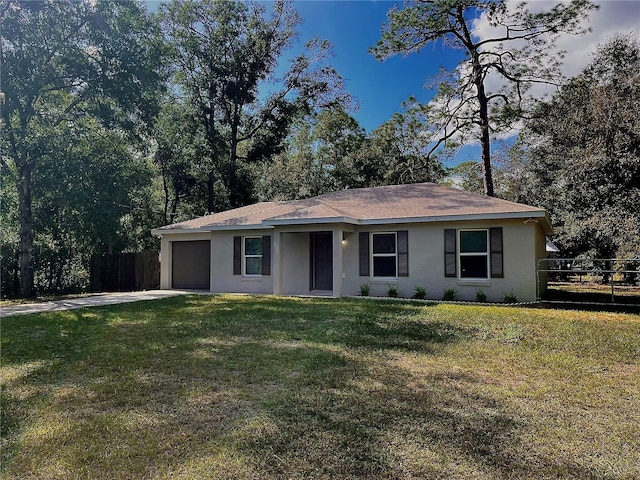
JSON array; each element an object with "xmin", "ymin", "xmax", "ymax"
[{"xmin": 2, "ymin": 295, "xmax": 639, "ymax": 479}]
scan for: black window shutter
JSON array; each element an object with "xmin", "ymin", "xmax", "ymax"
[
  {"xmin": 444, "ymin": 229, "xmax": 457, "ymax": 277},
  {"xmin": 233, "ymin": 236, "xmax": 241, "ymax": 275},
  {"xmin": 397, "ymin": 230, "xmax": 409, "ymax": 277},
  {"xmin": 262, "ymin": 235, "xmax": 271, "ymax": 276},
  {"xmin": 490, "ymin": 227, "xmax": 503, "ymax": 278},
  {"xmin": 359, "ymin": 232, "xmax": 370, "ymax": 276}
]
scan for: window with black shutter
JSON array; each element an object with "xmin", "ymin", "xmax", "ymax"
[
  {"xmin": 459, "ymin": 230, "xmax": 489, "ymax": 279},
  {"xmin": 359, "ymin": 231, "xmax": 408, "ymax": 278},
  {"xmin": 444, "ymin": 229, "xmax": 457, "ymax": 277},
  {"xmin": 489, "ymin": 228, "xmax": 503, "ymax": 278},
  {"xmin": 233, "ymin": 235, "xmax": 271, "ymax": 276},
  {"xmin": 445, "ymin": 227, "xmax": 504, "ymax": 279}
]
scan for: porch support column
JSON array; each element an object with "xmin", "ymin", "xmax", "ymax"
[
  {"xmin": 160, "ymin": 236, "xmax": 171, "ymax": 289},
  {"xmin": 209, "ymin": 232, "xmax": 215, "ymax": 292},
  {"xmin": 272, "ymin": 230, "xmax": 282, "ymax": 295},
  {"xmin": 332, "ymin": 227, "xmax": 343, "ymax": 297}
]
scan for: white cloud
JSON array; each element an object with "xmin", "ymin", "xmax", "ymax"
[
  {"xmin": 438, "ymin": 0, "xmax": 640, "ymax": 151},
  {"xmin": 558, "ymin": 1, "xmax": 640, "ymax": 77},
  {"xmin": 473, "ymin": 0, "xmax": 640, "ymax": 98}
]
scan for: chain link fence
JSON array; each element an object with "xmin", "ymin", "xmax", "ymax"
[{"xmin": 537, "ymin": 258, "xmax": 640, "ymax": 307}]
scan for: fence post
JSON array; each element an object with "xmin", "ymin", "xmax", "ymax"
[{"xmin": 611, "ymin": 279, "xmax": 615, "ymax": 303}]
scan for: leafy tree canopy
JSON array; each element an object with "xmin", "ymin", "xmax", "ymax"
[
  {"xmin": 519, "ymin": 34, "xmax": 640, "ymax": 259},
  {"xmin": 372, "ymin": 0, "xmax": 598, "ymax": 196},
  {"xmin": 160, "ymin": 0, "xmax": 349, "ymax": 211},
  {"xmin": 1, "ymin": 0, "xmax": 165, "ymax": 296}
]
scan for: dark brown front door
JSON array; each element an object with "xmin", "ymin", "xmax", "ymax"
[{"xmin": 310, "ymin": 232, "xmax": 333, "ymax": 291}]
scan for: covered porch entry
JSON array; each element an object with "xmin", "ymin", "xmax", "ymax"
[{"xmin": 272, "ymin": 225, "xmax": 353, "ymax": 297}]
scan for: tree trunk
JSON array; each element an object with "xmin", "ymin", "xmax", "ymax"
[
  {"xmin": 18, "ymin": 162, "xmax": 35, "ymax": 297},
  {"xmin": 228, "ymin": 121, "xmax": 239, "ymax": 208},
  {"xmin": 169, "ymin": 193, "xmax": 180, "ymax": 224},
  {"xmin": 479, "ymin": 104, "xmax": 494, "ymax": 197},
  {"xmin": 473, "ymin": 55, "xmax": 495, "ymax": 197},
  {"xmin": 228, "ymin": 153, "xmax": 238, "ymax": 208},
  {"xmin": 12, "ymin": 246, "xmax": 20, "ymax": 298},
  {"xmin": 162, "ymin": 171, "xmax": 170, "ymax": 225},
  {"xmin": 207, "ymin": 170, "xmax": 216, "ymax": 214}
]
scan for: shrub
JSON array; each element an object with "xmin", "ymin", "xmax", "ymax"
[
  {"xmin": 442, "ymin": 288, "xmax": 458, "ymax": 301},
  {"xmin": 359, "ymin": 284, "xmax": 370, "ymax": 296},
  {"xmin": 387, "ymin": 285, "xmax": 399, "ymax": 298},
  {"xmin": 475, "ymin": 289, "xmax": 487, "ymax": 302},
  {"xmin": 503, "ymin": 290, "xmax": 518, "ymax": 303},
  {"xmin": 412, "ymin": 286, "xmax": 427, "ymax": 300}
]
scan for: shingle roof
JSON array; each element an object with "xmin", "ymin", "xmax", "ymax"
[{"xmin": 155, "ymin": 182, "xmax": 551, "ymax": 233}]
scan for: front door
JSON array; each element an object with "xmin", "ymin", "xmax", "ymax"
[{"xmin": 310, "ymin": 232, "xmax": 333, "ymax": 291}]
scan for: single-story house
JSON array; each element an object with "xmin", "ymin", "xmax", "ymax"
[{"xmin": 151, "ymin": 182, "xmax": 553, "ymax": 302}]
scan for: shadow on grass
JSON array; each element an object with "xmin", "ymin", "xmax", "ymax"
[
  {"xmin": 0, "ymin": 295, "xmax": 612, "ymax": 478},
  {"xmin": 1, "ymin": 309, "xmax": 111, "ymax": 469},
  {"xmin": 543, "ymin": 283, "xmax": 640, "ymax": 307}
]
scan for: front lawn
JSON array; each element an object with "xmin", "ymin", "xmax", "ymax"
[{"xmin": 2, "ymin": 295, "xmax": 639, "ymax": 479}]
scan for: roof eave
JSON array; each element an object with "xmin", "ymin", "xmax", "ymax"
[
  {"xmin": 151, "ymin": 227, "xmax": 206, "ymax": 236},
  {"xmin": 360, "ymin": 211, "xmax": 553, "ymax": 232},
  {"xmin": 153, "ymin": 211, "xmax": 553, "ymax": 235},
  {"xmin": 263, "ymin": 216, "xmax": 360, "ymax": 226},
  {"xmin": 203, "ymin": 224, "xmax": 275, "ymax": 232},
  {"xmin": 153, "ymin": 224, "xmax": 274, "ymax": 235}
]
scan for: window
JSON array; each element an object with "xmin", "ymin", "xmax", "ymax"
[
  {"xmin": 244, "ymin": 237, "xmax": 262, "ymax": 275},
  {"xmin": 444, "ymin": 228, "xmax": 503, "ymax": 279},
  {"xmin": 459, "ymin": 230, "xmax": 489, "ymax": 279},
  {"xmin": 234, "ymin": 235, "xmax": 271, "ymax": 276},
  {"xmin": 360, "ymin": 231, "xmax": 408, "ymax": 278},
  {"xmin": 372, "ymin": 232, "xmax": 397, "ymax": 277}
]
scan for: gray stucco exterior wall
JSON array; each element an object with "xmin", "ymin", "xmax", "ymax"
[{"xmin": 159, "ymin": 218, "xmax": 546, "ymax": 302}]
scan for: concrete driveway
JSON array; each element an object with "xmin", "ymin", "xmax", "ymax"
[{"xmin": 0, "ymin": 290, "xmax": 198, "ymax": 318}]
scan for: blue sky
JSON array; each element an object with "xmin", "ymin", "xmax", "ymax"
[
  {"xmin": 288, "ymin": 0, "xmax": 640, "ymax": 131},
  {"xmin": 151, "ymin": 0, "xmax": 640, "ymax": 162},
  {"xmin": 291, "ymin": 1, "xmax": 465, "ymax": 132},
  {"xmin": 286, "ymin": 0, "xmax": 639, "ymax": 164},
  {"xmin": 149, "ymin": 0, "xmax": 465, "ymax": 132}
]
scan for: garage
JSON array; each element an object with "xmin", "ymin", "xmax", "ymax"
[{"xmin": 171, "ymin": 240, "xmax": 210, "ymax": 289}]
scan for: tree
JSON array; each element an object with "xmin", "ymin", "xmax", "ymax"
[
  {"xmin": 160, "ymin": 0, "xmax": 348, "ymax": 212},
  {"xmin": 0, "ymin": 159, "xmax": 19, "ymax": 297},
  {"xmin": 490, "ymin": 140, "xmax": 534, "ymax": 203},
  {"xmin": 153, "ymin": 96, "xmax": 210, "ymax": 224},
  {"xmin": 255, "ymin": 107, "xmax": 366, "ymax": 201},
  {"xmin": 311, "ymin": 107, "xmax": 367, "ymax": 191},
  {"xmin": 360, "ymin": 104, "xmax": 447, "ymax": 186},
  {"xmin": 444, "ymin": 160, "xmax": 483, "ymax": 194},
  {"xmin": 29, "ymin": 118, "xmax": 154, "ymax": 293},
  {"xmin": 372, "ymin": 0, "xmax": 598, "ymax": 196},
  {"xmin": 1, "ymin": 106, "xmax": 159, "ymax": 296},
  {"xmin": 1, "ymin": 0, "xmax": 164, "ymax": 296},
  {"xmin": 521, "ymin": 34, "xmax": 640, "ymax": 260},
  {"xmin": 256, "ymin": 104, "xmax": 449, "ymax": 202}
]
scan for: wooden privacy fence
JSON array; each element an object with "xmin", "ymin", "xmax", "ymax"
[{"xmin": 90, "ymin": 251, "xmax": 160, "ymax": 292}]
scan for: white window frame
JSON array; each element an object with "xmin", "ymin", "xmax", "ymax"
[
  {"xmin": 243, "ymin": 236, "xmax": 262, "ymax": 276},
  {"xmin": 371, "ymin": 232, "xmax": 398, "ymax": 279},
  {"xmin": 458, "ymin": 229, "xmax": 490, "ymax": 280}
]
